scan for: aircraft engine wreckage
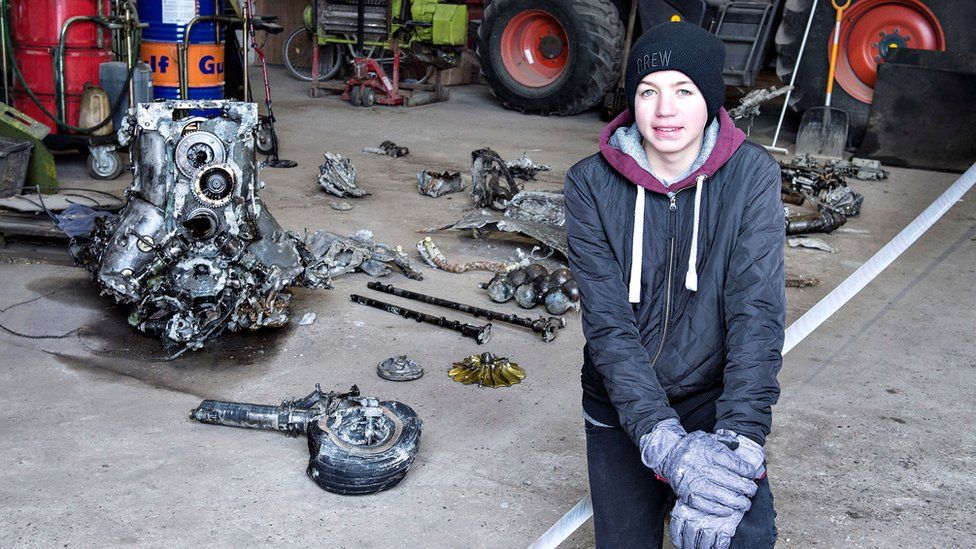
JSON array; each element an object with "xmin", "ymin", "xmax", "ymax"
[
  {"xmin": 427, "ymin": 190, "xmax": 569, "ymax": 258},
  {"xmin": 71, "ymin": 101, "xmax": 330, "ymax": 352},
  {"xmin": 190, "ymin": 384, "xmax": 422, "ymax": 495},
  {"xmin": 318, "ymin": 152, "xmax": 369, "ymax": 198}
]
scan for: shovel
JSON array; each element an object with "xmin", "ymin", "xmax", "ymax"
[{"xmin": 795, "ymin": 0, "xmax": 851, "ymax": 158}]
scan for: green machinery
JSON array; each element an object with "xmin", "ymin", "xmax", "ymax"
[{"xmin": 305, "ymin": 0, "xmax": 468, "ymax": 82}]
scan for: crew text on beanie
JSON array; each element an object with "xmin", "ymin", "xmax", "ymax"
[{"xmin": 625, "ymin": 21, "xmax": 726, "ymax": 125}]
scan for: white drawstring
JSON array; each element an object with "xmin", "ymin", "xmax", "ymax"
[
  {"xmin": 630, "ymin": 174, "xmax": 705, "ymax": 301},
  {"xmin": 628, "ymin": 187, "xmax": 645, "ymax": 303},
  {"xmin": 684, "ymin": 174, "xmax": 706, "ymax": 292}
]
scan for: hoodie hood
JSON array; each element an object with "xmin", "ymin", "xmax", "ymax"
[
  {"xmin": 598, "ymin": 107, "xmax": 747, "ymax": 301},
  {"xmin": 598, "ymin": 107, "xmax": 747, "ymax": 194}
]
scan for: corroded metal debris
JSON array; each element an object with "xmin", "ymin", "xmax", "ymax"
[
  {"xmin": 781, "ymin": 155, "xmax": 865, "ymax": 228},
  {"xmin": 505, "ymin": 153, "xmax": 551, "ymax": 181},
  {"xmin": 448, "ymin": 352, "xmax": 525, "ymax": 388},
  {"xmin": 729, "ymin": 85, "xmax": 791, "ymax": 122},
  {"xmin": 426, "ymin": 190, "xmax": 569, "ymax": 258},
  {"xmin": 377, "ymin": 355, "xmax": 424, "ymax": 381},
  {"xmin": 190, "ymin": 384, "xmax": 423, "ymax": 495},
  {"xmin": 788, "ymin": 237, "xmax": 838, "ymax": 253},
  {"xmin": 363, "ymin": 140, "xmax": 409, "ymax": 158},
  {"xmin": 469, "ymin": 149, "xmax": 553, "ymax": 210},
  {"xmin": 786, "ymin": 274, "xmax": 820, "ymax": 288},
  {"xmin": 318, "ymin": 152, "xmax": 369, "ymax": 198},
  {"xmin": 416, "ymin": 236, "xmax": 523, "ymax": 274},
  {"xmin": 780, "ymin": 154, "xmax": 877, "ymax": 237},
  {"xmin": 307, "ymin": 230, "xmax": 423, "ymax": 280},
  {"xmin": 470, "ymin": 147, "xmax": 522, "ymax": 210},
  {"xmin": 417, "ymin": 169, "xmax": 463, "ymax": 198},
  {"xmin": 70, "ymin": 101, "xmax": 330, "ymax": 352},
  {"xmin": 505, "ymin": 190, "xmax": 565, "ymax": 226},
  {"xmin": 785, "ymin": 209, "xmax": 846, "ymax": 235}
]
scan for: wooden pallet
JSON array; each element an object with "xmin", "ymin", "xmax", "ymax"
[
  {"xmin": 0, "ymin": 211, "xmax": 73, "ymax": 264},
  {"xmin": 0, "ymin": 211, "xmax": 65, "ymax": 243}
]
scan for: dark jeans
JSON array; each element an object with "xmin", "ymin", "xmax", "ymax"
[{"xmin": 585, "ymin": 420, "xmax": 777, "ymax": 549}]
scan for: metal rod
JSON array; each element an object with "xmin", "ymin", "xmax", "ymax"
[
  {"xmin": 124, "ymin": 1, "xmax": 135, "ymax": 115},
  {"xmin": 356, "ymin": 0, "xmax": 365, "ymax": 50},
  {"xmin": 181, "ymin": 15, "xmax": 236, "ymax": 99},
  {"xmin": 766, "ymin": 0, "xmax": 820, "ymax": 155},
  {"xmin": 57, "ymin": 16, "xmax": 99, "ymax": 122},
  {"xmin": 97, "ymin": 0, "xmax": 104, "ymax": 49},
  {"xmin": 350, "ymin": 294, "xmax": 491, "ymax": 344},
  {"xmin": 242, "ymin": 0, "xmax": 250, "ymax": 102},
  {"xmin": 367, "ymin": 282, "xmax": 566, "ymax": 342}
]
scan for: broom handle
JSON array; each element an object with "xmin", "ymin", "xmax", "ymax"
[{"xmin": 825, "ymin": 0, "xmax": 851, "ymax": 107}]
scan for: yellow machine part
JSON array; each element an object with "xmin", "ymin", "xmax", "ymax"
[
  {"xmin": 411, "ymin": 1, "xmax": 467, "ymax": 46},
  {"xmin": 449, "ymin": 353, "xmax": 525, "ymax": 388}
]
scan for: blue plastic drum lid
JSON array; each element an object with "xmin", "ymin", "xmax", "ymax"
[{"xmin": 139, "ymin": 0, "xmax": 226, "ymax": 42}]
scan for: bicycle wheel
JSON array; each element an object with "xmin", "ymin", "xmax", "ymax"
[{"xmin": 283, "ymin": 26, "xmax": 342, "ymax": 81}]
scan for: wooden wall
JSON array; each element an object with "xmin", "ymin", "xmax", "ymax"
[{"xmin": 254, "ymin": 0, "xmax": 307, "ymax": 65}]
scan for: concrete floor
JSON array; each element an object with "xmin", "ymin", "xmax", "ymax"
[{"xmin": 1, "ymin": 67, "xmax": 974, "ymax": 548}]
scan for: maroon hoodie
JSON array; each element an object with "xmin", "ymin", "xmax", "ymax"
[{"xmin": 598, "ymin": 107, "xmax": 748, "ymax": 194}]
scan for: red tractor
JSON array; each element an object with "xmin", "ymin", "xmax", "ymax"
[{"xmin": 476, "ymin": 0, "xmax": 975, "ymax": 145}]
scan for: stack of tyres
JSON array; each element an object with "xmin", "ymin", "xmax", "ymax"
[
  {"xmin": 139, "ymin": 0, "xmax": 225, "ymax": 101},
  {"xmin": 10, "ymin": 0, "xmax": 113, "ymax": 134}
]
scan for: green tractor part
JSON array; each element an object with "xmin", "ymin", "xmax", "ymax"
[
  {"xmin": 0, "ymin": 103, "xmax": 58, "ymax": 194},
  {"xmin": 313, "ymin": 0, "xmax": 467, "ymax": 56},
  {"xmin": 411, "ymin": 0, "xmax": 467, "ymax": 46}
]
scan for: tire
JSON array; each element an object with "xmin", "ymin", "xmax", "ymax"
[
  {"xmin": 283, "ymin": 27, "xmax": 343, "ymax": 82},
  {"xmin": 774, "ymin": 0, "xmax": 968, "ymax": 146},
  {"xmin": 361, "ymin": 87, "xmax": 376, "ymax": 108},
  {"xmin": 87, "ymin": 150, "xmax": 123, "ymax": 180},
  {"xmin": 255, "ymin": 119, "xmax": 275, "ymax": 156},
  {"xmin": 306, "ymin": 400, "xmax": 422, "ymax": 495},
  {"xmin": 350, "ymin": 86, "xmax": 362, "ymax": 106},
  {"xmin": 477, "ymin": 0, "xmax": 624, "ymax": 116}
]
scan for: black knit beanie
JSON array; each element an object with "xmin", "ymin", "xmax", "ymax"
[{"xmin": 625, "ymin": 21, "xmax": 726, "ymax": 125}]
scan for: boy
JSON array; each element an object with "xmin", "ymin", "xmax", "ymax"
[{"xmin": 565, "ymin": 21, "xmax": 785, "ymax": 549}]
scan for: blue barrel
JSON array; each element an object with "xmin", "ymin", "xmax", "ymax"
[{"xmin": 139, "ymin": 0, "xmax": 225, "ymax": 101}]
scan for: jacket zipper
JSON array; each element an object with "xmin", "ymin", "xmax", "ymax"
[
  {"xmin": 649, "ymin": 180, "xmax": 698, "ymax": 369},
  {"xmin": 649, "ymin": 194, "xmax": 677, "ymax": 367}
]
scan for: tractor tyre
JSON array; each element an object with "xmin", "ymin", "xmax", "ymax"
[
  {"xmin": 774, "ymin": 0, "xmax": 969, "ymax": 146},
  {"xmin": 477, "ymin": 0, "xmax": 624, "ymax": 116}
]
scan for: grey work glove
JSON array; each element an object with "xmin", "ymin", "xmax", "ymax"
[
  {"xmin": 669, "ymin": 501, "xmax": 742, "ymax": 549},
  {"xmin": 639, "ymin": 419, "xmax": 758, "ymax": 516},
  {"xmin": 667, "ymin": 431, "xmax": 767, "ymax": 549},
  {"xmin": 712, "ymin": 429, "xmax": 766, "ymax": 479}
]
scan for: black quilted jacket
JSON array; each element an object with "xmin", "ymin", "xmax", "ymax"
[{"xmin": 566, "ymin": 108, "xmax": 785, "ymax": 446}]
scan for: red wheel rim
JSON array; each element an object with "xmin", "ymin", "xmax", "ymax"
[
  {"xmin": 834, "ymin": 0, "xmax": 945, "ymax": 104},
  {"xmin": 499, "ymin": 10, "xmax": 569, "ymax": 88}
]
